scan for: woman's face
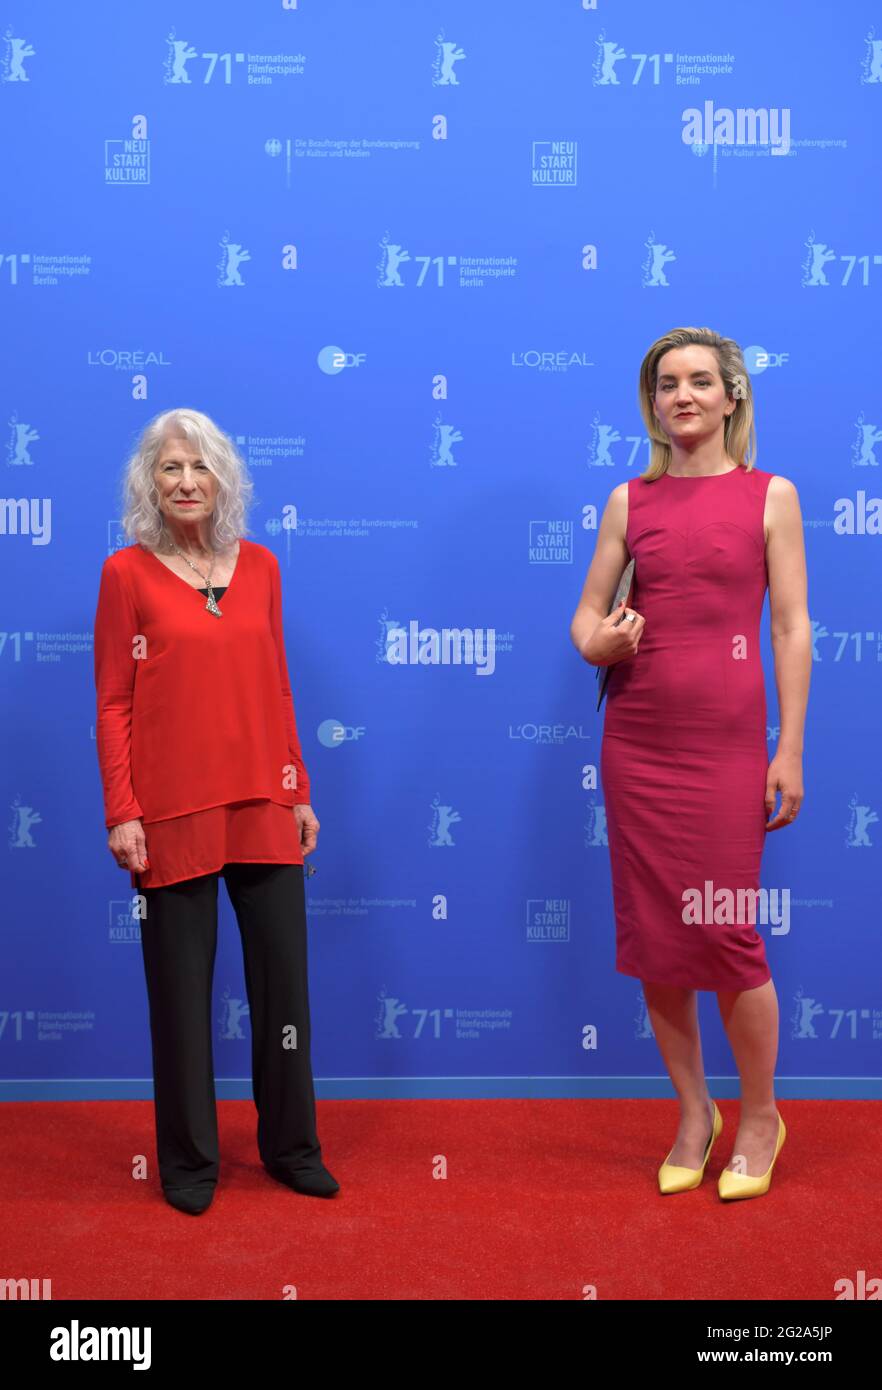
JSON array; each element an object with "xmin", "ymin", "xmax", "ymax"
[
  {"xmin": 153, "ymin": 434, "xmax": 218, "ymax": 528},
  {"xmin": 651, "ymin": 346, "xmax": 735, "ymax": 441}
]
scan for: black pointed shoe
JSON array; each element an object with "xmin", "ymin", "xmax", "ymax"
[
  {"xmin": 163, "ymin": 1184, "xmax": 215, "ymax": 1214},
  {"xmin": 264, "ymin": 1163, "xmax": 340, "ymax": 1197}
]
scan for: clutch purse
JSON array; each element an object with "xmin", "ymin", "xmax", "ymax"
[{"xmin": 595, "ymin": 557, "xmax": 635, "ymax": 711}]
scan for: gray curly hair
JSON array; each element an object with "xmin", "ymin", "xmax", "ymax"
[
  {"xmin": 637, "ymin": 327, "xmax": 758, "ymax": 481},
  {"xmin": 119, "ymin": 407, "xmax": 253, "ymax": 550}
]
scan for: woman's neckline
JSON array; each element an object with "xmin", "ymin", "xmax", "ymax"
[
  {"xmin": 143, "ymin": 538, "xmax": 245, "ymax": 595},
  {"xmin": 663, "ymin": 465, "xmax": 742, "ymax": 479}
]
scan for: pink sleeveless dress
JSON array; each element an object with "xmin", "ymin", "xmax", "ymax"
[{"xmin": 600, "ymin": 464, "xmax": 774, "ymax": 990}]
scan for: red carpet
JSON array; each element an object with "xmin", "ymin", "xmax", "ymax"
[{"xmin": 1, "ymin": 1099, "xmax": 877, "ymax": 1300}]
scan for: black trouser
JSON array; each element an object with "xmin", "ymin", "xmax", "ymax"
[{"xmin": 138, "ymin": 862, "xmax": 322, "ymax": 1191}]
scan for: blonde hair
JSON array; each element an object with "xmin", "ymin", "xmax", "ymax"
[
  {"xmin": 637, "ymin": 327, "xmax": 757, "ymax": 481},
  {"xmin": 119, "ymin": 407, "xmax": 253, "ymax": 551}
]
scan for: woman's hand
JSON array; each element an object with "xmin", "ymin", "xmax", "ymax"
[
  {"xmin": 765, "ymin": 751, "xmax": 804, "ymax": 831},
  {"xmin": 581, "ymin": 599, "xmax": 645, "ymax": 667},
  {"xmin": 294, "ymin": 803, "xmax": 320, "ymax": 856},
  {"xmin": 108, "ymin": 819, "xmax": 148, "ymax": 872}
]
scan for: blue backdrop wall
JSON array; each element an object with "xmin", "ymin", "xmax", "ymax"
[{"xmin": 2, "ymin": 2, "xmax": 880, "ymax": 1101}]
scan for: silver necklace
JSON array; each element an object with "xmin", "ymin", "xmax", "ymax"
[{"xmin": 168, "ymin": 538, "xmax": 224, "ymax": 617}]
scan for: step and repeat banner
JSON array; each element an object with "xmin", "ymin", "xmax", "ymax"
[{"xmin": 2, "ymin": 3, "xmax": 880, "ymax": 1099}]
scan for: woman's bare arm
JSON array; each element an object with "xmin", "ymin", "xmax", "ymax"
[
  {"xmin": 763, "ymin": 475, "xmax": 810, "ymax": 828},
  {"xmin": 765, "ymin": 476, "xmax": 811, "ymax": 756},
  {"xmin": 569, "ymin": 482, "xmax": 630, "ymax": 660}
]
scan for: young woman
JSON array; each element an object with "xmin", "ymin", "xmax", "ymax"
[{"xmin": 570, "ymin": 328, "xmax": 810, "ymax": 1199}]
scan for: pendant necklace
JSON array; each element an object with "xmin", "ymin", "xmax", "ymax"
[{"xmin": 169, "ymin": 538, "xmax": 224, "ymax": 617}]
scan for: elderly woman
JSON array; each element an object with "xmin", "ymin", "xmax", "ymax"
[{"xmin": 93, "ymin": 407, "xmax": 337, "ymax": 1214}]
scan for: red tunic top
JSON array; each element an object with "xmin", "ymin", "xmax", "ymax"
[{"xmin": 93, "ymin": 538, "xmax": 311, "ymax": 890}]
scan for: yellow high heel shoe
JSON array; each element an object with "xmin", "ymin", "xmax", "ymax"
[
  {"xmin": 718, "ymin": 1112, "xmax": 786, "ymax": 1200},
  {"xmin": 658, "ymin": 1101, "xmax": 723, "ymax": 1194}
]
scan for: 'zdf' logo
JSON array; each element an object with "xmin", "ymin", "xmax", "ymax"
[{"xmin": 318, "ymin": 720, "xmax": 365, "ymax": 747}]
